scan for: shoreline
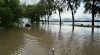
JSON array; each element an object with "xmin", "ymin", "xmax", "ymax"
[{"xmin": 73, "ymin": 24, "xmax": 100, "ymax": 28}]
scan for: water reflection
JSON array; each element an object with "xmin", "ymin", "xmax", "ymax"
[
  {"xmin": 82, "ymin": 27, "xmax": 100, "ymax": 55},
  {"xmin": 58, "ymin": 25, "xmax": 62, "ymax": 40},
  {"xmin": 40, "ymin": 24, "xmax": 100, "ymax": 55},
  {"xmin": 0, "ymin": 23, "xmax": 100, "ymax": 55}
]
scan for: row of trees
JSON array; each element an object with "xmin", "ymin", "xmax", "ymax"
[
  {"xmin": 0, "ymin": 0, "xmax": 100, "ymax": 29},
  {"xmin": 25, "ymin": 0, "xmax": 100, "ymax": 26}
]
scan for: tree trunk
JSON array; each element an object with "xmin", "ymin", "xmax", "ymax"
[
  {"xmin": 58, "ymin": 10, "xmax": 62, "ymax": 27},
  {"xmin": 71, "ymin": 10, "xmax": 75, "ymax": 26},
  {"xmin": 47, "ymin": 15, "xmax": 49, "ymax": 24},
  {"xmin": 92, "ymin": 0, "xmax": 95, "ymax": 26},
  {"xmin": 68, "ymin": 0, "xmax": 75, "ymax": 26},
  {"xmin": 18, "ymin": 19, "xmax": 19, "ymax": 27},
  {"xmin": 45, "ymin": 16, "xmax": 46, "ymax": 24},
  {"xmin": 72, "ymin": 25, "xmax": 74, "ymax": 32},
  {"xmin": 31, "ymin": 18, "xmax": 33, "ymax": 24},
  {"xmin": 42, "ymin": 17, "xmax": 44, "ymax": 24},
  {"xmin": 91, "ymin": 26, "xmax": 94, "ymax": 37}
]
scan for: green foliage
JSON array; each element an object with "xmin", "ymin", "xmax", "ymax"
[
  {"xmin": 0, "ymin": 0, "xmax": 23, "ymax": 28},
  {"xmin": 83, "ymin": 0, "xmax": 100, "ymax": 26},
  {"xmin": 0, "ymin": 0, "xmax": 4, "ymax": 6},
  {"xmin": 83, "ymin": 0, "xmax": 100, "ymax": 17},
  {"xmin": 1, "ymin": 0, "xmax": 92, "ymax": 29},
  {"xmin": 61, "ymin": 0, "xmax": 81, "ymax": 25},
  {"xmin": 0, "ymin": 7, "xmax": 13, "ymax": 28},
  {"xmin": 23, "ymin": 0, "xmax": 56, "ymax": 23},
  {"xmin": 62, "ymin": 0, "xmax": 80, "ymax": 14},
  {"xmin": 0, "ymin": 0, "xmax": 59, "ymax": 28}
]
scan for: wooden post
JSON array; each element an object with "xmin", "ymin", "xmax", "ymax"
[{"xmin": 51, "ymin": 48, "xmax": 54, "ymax": 55}]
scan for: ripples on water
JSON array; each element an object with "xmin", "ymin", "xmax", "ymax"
[{"xmin": 0, "ymin": 23, "xmax": 100, "ymax": 55}]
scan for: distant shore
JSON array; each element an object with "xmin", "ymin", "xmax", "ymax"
[
  {"xmin": 40, "ymin": 20, "xmax": 100, "ymax": 22},
  {"xmin": 73, "ymin": 24, "xmax": 100, "ymax": 28}
]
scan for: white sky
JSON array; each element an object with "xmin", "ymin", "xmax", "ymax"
[
  {"xmin": 51, "ymin": 3, "xmax": 92, "ymax": 20},
  {"xmin": 20, "ymin": 0, "xmax": 40, "ymax": 5},
  {"xmin": 20, "ymin": 0, "xmax": 99, "ymax": 20}
]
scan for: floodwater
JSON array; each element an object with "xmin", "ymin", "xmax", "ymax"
[{"xmin": 0, "ymin": 23, "xmax": 100, "ymax": 55}]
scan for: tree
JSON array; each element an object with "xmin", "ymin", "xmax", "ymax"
[
  {"xmin": 83, "ymin": 0, "xmax": 100, "ymax": 26},
  {"xmin": 0, "ymin": 0, "xmax": 4, "ymax": 6},
  {"xmin": 54, "ymin": 0, "xmax": 64, "ymax": 26},
  {"xmin": 8, "ymin": 0, "xmax": 23, "ymax": 26},
  {"xmin": 0, "ymin": 0, "xmax": 23, "ymax": 28},
  {"xmin": 25, "ymin": 5, "xmax": 35, "ymax": 24},
  {"xmin": 62, "ymin": 0, "xmax": 80, "ymax": 26},
  {"xmin": 0, "ymin": 7, "xmax": 13, "ymax": 28},
  {"xmin": 39, "ymin": 0, "xmax": 55, "ymax": 24},
  {"xmin": 45, "ymin": 0, "xmax": 55, "ymax": 24}
]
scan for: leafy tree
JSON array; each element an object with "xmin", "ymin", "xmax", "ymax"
[
  {"xmin": 54, "ymin": 0, "xmax": 64, "ymax": 26},
  {"xmin": 45, "ymin": 0, "xmax": 55, "ymax": 24},
  {"xmin": 83, "ymin": 0, "xmax": 100, "ymax": 26},
  {"xmin": 0, "ymin": 7, "xmax": 13, "ymax": 28},
  {"xmin": 24, "ymin": 5, "xmax": 41, "ymax": 23},
  {"xmin": 0, "ymin": 0, "xmax": 23, "ymax": 28},
  {"xmin": 25, "ymin": 5, "xmax": 35, "ymax": 23},
  {"xmin": 0, "ymin": 0, "xmax": 4, "ymax": 6},
  {"xmin": 39, "ymin": 0, "xmax": 56, "ymax": 24},
  {"xmin": 62, "ymin": 0, "xmax": 80, "ymax": 26},
  {"xmin": 9, "ymin": 0, "xmax": 23, "ymax": 26}
]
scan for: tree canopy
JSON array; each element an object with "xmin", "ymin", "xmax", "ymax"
[{"xmin": 0, "ymin": 0, "xmax": 23, "ymax": 28}]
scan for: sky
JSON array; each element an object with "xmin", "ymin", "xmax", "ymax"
[
  {"xmin": 20, "ymin": 0, "xmax": 99, "ymax": 20},
  {"xmin": 51, "ymin": 3, "xmax": 92, "ymax": 20},
  {"xmin": 20, "ymin": 0, "xmax": 40, "ymax": 5}
]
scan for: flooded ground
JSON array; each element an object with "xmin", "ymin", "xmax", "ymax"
[{"xmin": 0, "ymin": 23, "xmax": 100, "ymax": 55}]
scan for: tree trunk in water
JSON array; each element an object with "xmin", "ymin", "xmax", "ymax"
[
  {"xmin": 72, "ymin": 25, "xmax": 74, "ymax": 32},
  {"xmin": 31, "ymin": 18, "xmax": 33, "ymax": 24},
  {"xmin": 45, "ymin": 16, "xmax": 46, "ymax": 24},
  {"xmin": 71, "ymin": 10, "xmax": 75, "ymax": 26},
  {"xmin": 91, "ymin": 26, "xmax": 94, "ymax": 37},
  {"xmin": 18, "ymin": 19, "xmax": 19, "ymax": 27},
  {"xmin": 47, "ymin": 15, "xmax": 49, "ymax": 24},
  {"xmin": 58, "ymin": 10, "xmax": 62, "ymax": 27},
  {"xmin": 68, "ymin": 0, "xmax": 75, "ymax": 26},
  {"xmin": 42, "ymin": 18, "xmax": 44, "ymax": 24},
  {"xmin": 92, "ymin": 0, "xmax": 95, "ymax": 26}
]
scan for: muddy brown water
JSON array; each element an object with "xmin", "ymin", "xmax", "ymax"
[{"xmin": 0, "ymin": 24, "xmax": 100, "ymax": 55}]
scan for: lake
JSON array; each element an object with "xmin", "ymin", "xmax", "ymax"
[{"xmin": 0, "ymin": 23, "xmax": 100, "ymax": 55}]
